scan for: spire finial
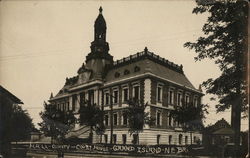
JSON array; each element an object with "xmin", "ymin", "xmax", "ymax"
[
  {"xmin": 144, "ymin": 47, "xmax": 148, "ymax": 52},
  {"xmin": 99, "ymin": 6, "xmax": 103, "ymax": 14}
]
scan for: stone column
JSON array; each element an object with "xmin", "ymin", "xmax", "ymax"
[{"xmin": 144, "ymin": 78, "xmax": 151, "ymax": 129}]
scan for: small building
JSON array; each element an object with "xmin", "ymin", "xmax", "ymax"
[
  {"xmin": 30, "ymin": 129, "xmax": 42, "ymax": 142},
  {"xmin": 203, "ymin": 118, "xmax": 235, "ymax": 147},
  {"xmin": 49, "ymin": 7, "xmax": 203, "ymax": 145}
]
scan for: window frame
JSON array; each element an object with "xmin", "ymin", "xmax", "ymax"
[
  {"xmin": 104, "ymin": 114, "xmax": 109, "ymax": 126},
  {"xmin": 132, "ymin": 83, "xmax": 140, "ymax": 100},
  {"xmin": 112, "ymin": 88, "xmax": 119, "ymax": 105},
  {"xmin": 156, "ymin": 83, "xmax": 163, "ymax": 103},
  {"xmin": 193, "ymin": 95, "xmax": 198, "ymax": 107},
  {"xmin": 185, "ymin": 94, "xmax": 190, "ymax": 105},
  {"xmin": 156, "ymin": 110, "xmax": 162, "ymax": 126},
  {"xmin": 113, "ymin": 113, "xmax": 118, "ymax": 126},
  {"xmin": 177, "ymin": 91, "xmax": 183, "ymax": 106},
  {"xmin": 179, "ymin": 134, "xmax": 183, "ymax": 145},
  {"xmin": 168, "ymin": 88, "xmax": 174, "ymax": 105},
  {"xmin": 122, "ymin": 86, "xmax": 129, "ymax": 102},
  {"xmin": 104, "ymin": 90, "xmax": 110, "ymax": 106},
  {"xmin": 122, "ymin": 112, "xmax": 128, "ymax": 125},
  {"xmin": 122, "ymin": 134, "xmax": 127, "ymax": 144}
]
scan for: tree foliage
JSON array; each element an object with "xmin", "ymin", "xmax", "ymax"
[
  {"xmin": 124, "ymin": 99, "xmax": 154, "ymax": 135},
  {"xmin": 0, "ymin": 95, "xmax": 34, "ymax": 142},
  {"xmin": 9, "ymin": 105, "xmax": 35, "ymax": 141},
  {"xmin": 184, "ymin": 0, "xmax": 248, "ymax": 113},
  {"xmin": 78, "ymin": 100, "xmax": 105, "ymax": 135},
  {"xmin": 170, "ymin": 102, "xmax": 208, "ymax": 131},
  {"xmin": 39, "ymin": 102, "xmax": 76, "ymax": 141},
  {"xmin": 0, "ymin": 95, "xmax": 34, "ymax": 157}
]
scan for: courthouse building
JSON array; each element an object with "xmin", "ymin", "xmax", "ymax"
[{"xmin": 49, "ymin": 7, "xmax": 203, "ymax": 145}]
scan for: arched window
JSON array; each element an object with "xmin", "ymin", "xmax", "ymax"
[
  {"xmin": 185, "ymin": 136, "xmax": 188, "ymax": 144},
  {"xmin": 179, "ymin": 134, "xmax": 183, "ymax": 145},
  {"xmin": 124, "ymin": 69, "xmax": 130, "ymax": 75},
  {"xmin": 169, "ymin": 135, "xmax": 172, "ymax": 144},
  {"xmin": 114, "ymin": 72, "xmax": 120, "ymax": 78},
  {"xmin": 134, "ymin": 66, "xmax": 140, "ymax": 72}
]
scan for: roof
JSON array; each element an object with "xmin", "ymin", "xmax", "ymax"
[
  {"xmin": 213, "ymin": 128, "xmax": 234, "ymax": 135},
  {"xmin": 0, "ymin": 85, "xmax": 23, "ymax": 104},
  {"xmin": 205, "ymin": 118, "xmax": 231, "ymax": 133},
  {"xmin": 52, "ymin": 49, "xmax": 201, "ymax": 101},
  {"xmin": 95, "ymin": 7, "xmax": 106, "ymax": 31},
  {"xmin": 105, "ymin": 50, "xmax": 197, "ymax": 91}
]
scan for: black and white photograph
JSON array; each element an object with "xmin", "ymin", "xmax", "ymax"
[{"xmin": 0, "ymin": 0, "xmax": 249, "ymax": 158}]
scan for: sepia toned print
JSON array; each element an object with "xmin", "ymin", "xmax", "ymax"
[{"xmin": 0, "ymin": 0, "xmax": 248, "ymax": 158}]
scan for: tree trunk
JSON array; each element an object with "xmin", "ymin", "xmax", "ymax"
[{"xmin": 231, "ymin": 51, "xmax": 242, "ymax": 157}]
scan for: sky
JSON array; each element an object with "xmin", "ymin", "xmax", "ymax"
[{"xmin": 0, "ymin": 0, "xmax": 248, "ymax": 131}]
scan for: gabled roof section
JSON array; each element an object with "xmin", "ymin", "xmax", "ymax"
[
  {"xmin": 213, "ymin": 128, "xmax": 234, "ymax": 135},
  {"xmin": 205, "ymin": 118, "xmax": 231, "ymax": 133},
  {"xmin": 0, "ymin": 85, "xmax": 23, "ymax": 104}
]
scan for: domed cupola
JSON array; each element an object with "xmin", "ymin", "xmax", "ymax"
[
  {"xmin": 85, "ymin": 7, "xmax": 113, "ymax": 80},
  {"xmin": 94, "ymin": 7, "xmax": 107, "ymax": 41}
]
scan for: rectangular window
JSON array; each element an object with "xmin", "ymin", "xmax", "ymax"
[
  {"xmin": 113, "ymin": 134, "xmax": 117, "ymax": 144},
  {"xmin": 132, "ymin": 134, "xmax": 139, "ymax": 145},
  {"xmin": 123, "ymin": 88, "xmax": 129, "ymax": 102},
  {"xmin": 168, "ymin": 114, "xmax": 172, "ymax": 126},
  {"xmin": 72, "ymin": 94, "xmax": 77, "ymax": 111},
  {"xmin": 104, "ymin": 114, "xmax": 109, "ymax": 126},
  {"xmin": 105, "ymin": 92, "xmax": 109, "ymax": 105},
  {"xmin": 113, "ymin": 90, "xmax": 118, "ymax": 104},
  {"xmin": 193, "ymin": 136, "xmax": 197, "ymax": 144},
  {"xmin": 133, "ymin": 85, "xmax": 140, "ymax": 100},
  {"xmin": 156, "ymin": 112, "xmax": 161, "ymax": 126},
  {"xmin": 177, "ymin": 92, "xmax": 182, "ymax": 106},
  {"xmin": 88, "ymin": 90, "xmax": 94, "ymax": 105},
  {"xmin": 169, "ymin": 89, "xmax": 174, "ymax": 104},
  {"xmin": 179, "ymin": 134, "xmax": 183, "ymax": 145},
  {"xmin": 113, "ymin": 113, "xmax": 118, "ymax": 126},
  {"xmin": 185, "ymin": 95, "xmax": 190, "ymax": 105},
  {"xmin": 157, "ymin": 86, "xmax": 162, "ymax": 102},
  {"xmin": 67, "ymin": 102, "xmax": 69, "ymax": 111},
  {"xmin": 123, "ymin": 112, "xmax": 128, "ymax": 125},
  {"xmin": 122, "ymin": 134, "xmax": 127, "ymax": 144},
  {"xmin": 61, "ymin": 104, "xmax": 64, "ymax": 111},
  {"xmin": 157, "ymin": 135, "xmax": 161, "ymax": 145},
  {"xmin": 185, "ymin": 136, "xmax": 188, "ymax": 144},
  {"xmin": 80, "ymin": 92, "xmax": 85, "ymax": 106},
  {"xmin": 104, "ymin": 134, "xmax": 108, "ymax": 144},
  {"xmin": 194, "ymin": 96, "xmax": 198, "ymax": 107}
]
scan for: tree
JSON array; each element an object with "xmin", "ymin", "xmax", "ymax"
[
  {"xmin": 184, "ymin": 0, "xmax": 248, "ymax": 155},
  {"xmin": 124, "ymin": 99, "xmax": 154, "ymax": 137},
  {"xmin": 39, "ymin": 102, "xmax": 76, "ymax": 143},
  {"xmin": 78, "ymin": 100, "xmax": 105, "ymax": 143},
  {"xmin": 9, "ymin": 105, "xmax": 34, "ymax": 142},
  {"xmin": 170, "ymin": 101, "xmax": 208, "ymax": 145},
  {"xmin": 0, "ymin": 95, "xmax": 34, "ymax": 157}
]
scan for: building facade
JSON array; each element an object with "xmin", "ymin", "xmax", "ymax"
[{"xmin": 49, "ymin": 7, "xmax": 203, "ymax": 145}]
